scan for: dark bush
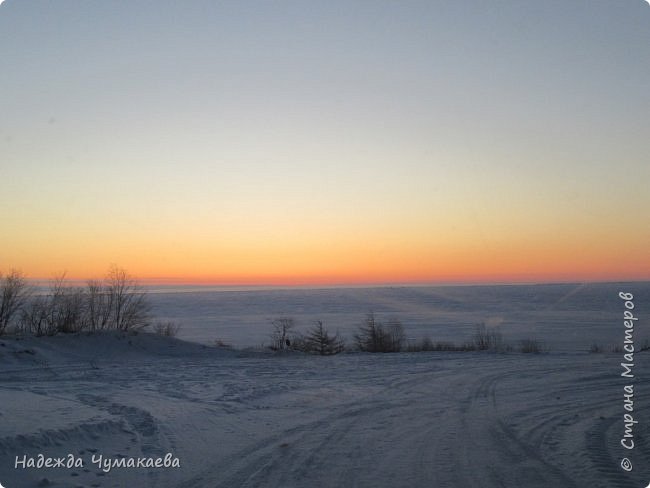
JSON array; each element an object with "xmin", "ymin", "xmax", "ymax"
[
  {"xmin": 270, "ymin": 317, "xmax": 295, "ymax": 351},
  {"xmin": 354, "ymin": 313, "xmax": 404, "ymax": 353},
  {"xmin": 519, "ymin": 338, "xmax": 543, "ymax": 354},
  {"xmin": 0, "ymin": 270, "xmax": 29, "ymax": 335}
]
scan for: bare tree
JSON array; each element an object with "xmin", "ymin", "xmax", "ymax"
[
  {"xmin": 105, "ymin": 265, "xmax": 150, "ymax": 331},
  {"xmin": 0, "ymin": 269, "xmax": 29, "ymax": 335},
  {"xmin": 48, "ymin": 273, "xmax": 87, "ymax": 334},
  {"xmin": 86, "ymin": 279, "xmax": 113, "ymax": 331},
  {"xmin": 304, "ymin": 320, "xmax": 345, "ymax": 355},
  {"xmin": 270, "ymin": 316, "xmax": 295, "ymax": 350},
  {"xmin": 20, "ymin": 296, "xmax": 49, "ymax": 336},
  {"xmin": 153, "ymin": 321, "xmax": 181, "ymax": 337},
  {"xmin": 385, "ymin": 317, "xmax": 405, "ymax": 352},
  {"xmin": 14, "ymin": 265, "xmax": 150, "ymax": 336},
  {"xmin": 20, "ymin": 273, "xmax": 88, "ymax": 335},
  {"xmin": 473, "ymin": 323, "xmax": 505, "ymax": 351}
]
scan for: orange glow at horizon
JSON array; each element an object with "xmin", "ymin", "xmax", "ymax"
[{"xmin": 4, "ymin": 226, "xmax": 648, "ymax": 286}]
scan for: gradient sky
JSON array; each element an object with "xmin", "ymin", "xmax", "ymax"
[{"xmin": 1, "ymin": 0, "xmax": 649, "ymax": 285}]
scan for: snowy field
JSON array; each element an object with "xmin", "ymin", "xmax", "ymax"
[
  {"xmin": 1, "ymin": 282, "xmax": 649, "ymax": 487},
  {"xmin": 146, "ymin": 282, "xmax": 650, "ymax": 352}
]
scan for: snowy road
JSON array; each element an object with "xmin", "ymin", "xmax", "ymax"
[
  {"xmin": 1, "ymin": 335, "xmax": 649, "ymax": 487},
  {"xmin": 183, "ymin": 354, "xmax": 649, "ymax": 488}
]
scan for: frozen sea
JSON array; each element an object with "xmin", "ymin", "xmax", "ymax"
[{"xmin": 147, "ymin": 281, "xmax": 650, "ymax": 352}]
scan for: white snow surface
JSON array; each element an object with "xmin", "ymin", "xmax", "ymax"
[{"xmin": 0, "ymin": 331, "xmax": 648, "ymax": 488}]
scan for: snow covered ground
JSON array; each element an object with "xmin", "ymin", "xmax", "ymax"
[
  {"xmin": 1, "ymin": 331, "xmax": 648, "ymax": 488},
  {"xmin": 146, "ymin": 282, "xmax": 650, "ymax": 352}
]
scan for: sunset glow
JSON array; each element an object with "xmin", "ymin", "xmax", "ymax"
[{"xmin": 1, "ymin": 1, "xmax": 649, "ymax": 285}]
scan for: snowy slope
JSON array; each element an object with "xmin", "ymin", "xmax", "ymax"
[{"xmin": 0, "ymin": 333, "xmax": 648, "ymax": 488}]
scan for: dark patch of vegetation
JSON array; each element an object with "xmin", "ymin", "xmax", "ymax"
[
  {"xmin": 519, "ymin": 338, "xmax": 544, "ymax": 354},
  {"xmin": 153, "ymin": 321, "xmax": 181, "ymax": 337},
  {"xmin": 0, "ymin": 269, "xmax": 29, "ymax": 335},
  {"xmin": 406, "ymin": 337, "xmax": 476, "ymax": 352},
  {"xmin": 473, "ymin": 323, "xmax": 508, "ymax": 352},
  {"xmin": 269, "ymin": 316, "xmax": 296, "ymax": 351},
  {"xmin": 301, "ymin": 320, "xmax": 345, "ymax": 355},
  {"xmin": 354, "ymin": 313, "xmax": 404, "ymax": 353},
  {"xmin": 589, "ymin": 343, "xmax": 604, "ymax": 353},
  {"xmin": 1, "ymin": 265, "xmax": 151, "ymax": 337}
]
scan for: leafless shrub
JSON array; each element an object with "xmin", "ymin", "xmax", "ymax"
[
  {"xmin": 20, "ymin": 296, "xmax": 50, "ymax": 336},
  {"xmin": 519, "ymin": 338, "xmax": 544, "ymax": 354},
  {"xmin": 84, "ymin": 266, "xmax": 149, "ymax": 332},
  {"xmin": 17, "ymin": 265, "xmax": 149, "ymax": 336},
  {"xmin": 0, "ymin": 270, "xmax": 29, "ymax": 335},
  {"xmin": 402, "ymin": 324, "xmax": 510, "ymax": 354},
  {"xmin": 57, "ymin": 287, "xmax": 88, "ymax": 333},
  {"xmin": 419, "ymin": 336, "xmax": 434, "ymax": 351},
  {"xmin": 407, "ymin": 336, "xmax": 485, "ymax": 352},
  {"xmin": 270, "ymin": 316, "xmax": 295, "ymax": 351},
  {"xmin": 49, "ymin": 274, "xmax": 88, "ymax": 334},
  {"xmin": 105, "ymin": 265, "xmax": 150, "ymax": 331},
  {"xmin": 406, "ymin": 337, "xmax": 428, "ymax": 352},
  {"xmin": 386, "ymin": 318, "xmax": 405, "ymax": 352},
  {"xmin": 473, "ymin": 323, "xmax": 506, "ymax": 352},
  {"xmin": 153, "ymin": 321, "xmax": 180, "ymax": 337},
  {"xmin": 19, "ymin": 273, "xmax": 87, "ymax": 335},
  {"xmin": 86, "ymin": 279, "xmax": 113, "ymax": 331},
  {"xmin": 589, "ymin": 343, "xmax": 604, "ymax": 353},
  {"xmin": 407, "ymin": 337, "xmax": 461, "ymax": 352},
  {"xmin": 460, "ymin": 341, "xmax": 477, "ymax": 351}
]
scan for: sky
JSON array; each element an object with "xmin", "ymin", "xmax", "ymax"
[{"xmin": 1, "ymin": 0, "xmax": 649, "ymax": 285}]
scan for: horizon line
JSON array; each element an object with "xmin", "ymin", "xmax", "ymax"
[{"xmin": 23, "ymin": 277, "xmax": 650, "ymax": 290}]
